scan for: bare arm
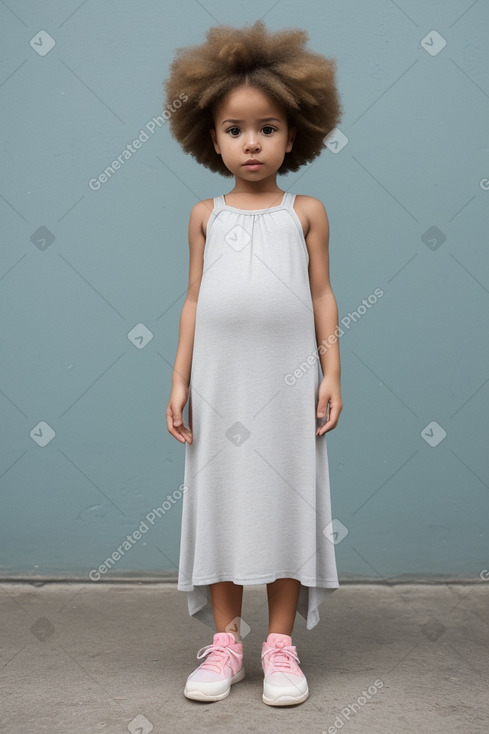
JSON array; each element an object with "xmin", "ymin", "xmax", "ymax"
[
  {"xmin": 304, "ymin": 197, "xmax": 343, "ymax": 433},
  {"xmin": 166, "ymin": 202, "xmax": 206, "ymax": 442},
  {"xmin": 171, "ymin": 301, "xmax": 197, "ymax": 389}
]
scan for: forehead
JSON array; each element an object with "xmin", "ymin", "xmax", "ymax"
[{"xmin": 214, "ymin": 85, "xmax": 286, "ymax": 120}]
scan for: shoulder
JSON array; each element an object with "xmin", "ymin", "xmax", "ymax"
[
  {"xmin": 293, "ymin": 195, "xmax": 329, "ymax": 240},
  {"xmin": 294, "ymin": 195, "xmax": 329, "ymax": 223},
  {"xmin": 189, "ymin": 198, "xmax": 215, "ymax": 237}
]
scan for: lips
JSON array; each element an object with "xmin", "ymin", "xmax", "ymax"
[{"xmin": 243, "ymin": 160, "xmax": 262, "ymax": 166}]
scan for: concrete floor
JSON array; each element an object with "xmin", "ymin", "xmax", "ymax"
[{"xmin": 0, "ymin": 582, "xmax": 488, "ymax": 733}]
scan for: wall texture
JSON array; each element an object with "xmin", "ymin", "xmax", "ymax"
[{"xmin": 1, "ymin": 0, "xmax": 488, "ymax": 581}]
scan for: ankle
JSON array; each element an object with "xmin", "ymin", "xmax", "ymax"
[
  {"xmin": 267, "ymin": 630, "xmax": 293, "ymax": 637},
  {"xmin": 216, "ymin": 629, "xmax": 241, "ymax": 644}
]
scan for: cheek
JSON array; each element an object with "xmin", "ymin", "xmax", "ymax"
[{"xmin": 221, "ymin": 138, "xmax": 239, "ymax": 153}]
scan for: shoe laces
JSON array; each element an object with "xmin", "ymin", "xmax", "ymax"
[
  {"xmin": 262, "ymin": 644, "xmax": 300, "ymax": 672},
  {"xmin": 196, "ymin": 643, "xmax": 241, "ymax": 673}
]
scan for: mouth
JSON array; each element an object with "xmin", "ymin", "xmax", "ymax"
[{"xmin": 243, "ymin": 161, "xmax": 263, "ymax": 168}]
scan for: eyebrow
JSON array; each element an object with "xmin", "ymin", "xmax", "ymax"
[{"xmin": 221, "ymin": 117, "xmax": 282, "ymax": 126}]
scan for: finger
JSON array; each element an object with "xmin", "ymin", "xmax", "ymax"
[
  {"xmin": 317, "ymin": 405, "xmax": 340, "ymax": 435},
  {"xmin": 179, "ymin": 424, "xmax": 193, "ymax": 444},
  {"xmin": 317, "ymin": 399, "xmax": 330, "ymax": 420},
  {"xmin": 167, "ymin": 408, "xmax": 190, "ymax": 443},
  {"xmin": 316, "ymin": 403, "xmax": 330, "ymax": 434},
  {"xmin": 166, "ymin": 408, "xmax": 177, "ymax": 435},
  {"xmin": 169, "ymin": 424, "xmax": 186, "ymax": 442},
  {"xmin": 316, "ymin": 398, "xmax": 330, "ymax": 419},
  {"xmin": 176, "ymin": 417, "xmax": 193, "ymax": 442}
]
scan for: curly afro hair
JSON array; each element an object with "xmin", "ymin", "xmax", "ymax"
[{"xmin": 163, "ymin": 20, "xmax": 342, "ymax": 177}]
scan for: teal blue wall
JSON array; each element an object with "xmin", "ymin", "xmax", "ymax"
[{"xmin": 1, "ymin": 1, "xmax": 488, "ymax": 580}]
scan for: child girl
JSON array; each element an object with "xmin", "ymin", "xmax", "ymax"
[{"xmin": 164, "ymin": 20, "xmax": 343, "ymax": 706}]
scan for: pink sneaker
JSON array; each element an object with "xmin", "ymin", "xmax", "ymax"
[
  {"xmin": 184, "ymin": 632, "xmax": 245, "ymax": 701},
  {"xmin": 261, "ymin": 632, "xmax": 309, "ymax": 706}
]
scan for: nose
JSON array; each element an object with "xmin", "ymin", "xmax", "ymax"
[{"xmin": 244, "ymin": 134, "xmax": 260, "ymax": 153}]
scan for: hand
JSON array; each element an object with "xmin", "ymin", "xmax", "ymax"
[
  {"xmin": 316, "ymin": 374, "xmax": 343, "ymax": 435},
  {"xmin": 166, "ymin": 383, "xmax": 193, "ymax": 444}
]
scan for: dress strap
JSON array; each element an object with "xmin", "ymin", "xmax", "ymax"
[
  {"xmin": 213, "ymin": 195, "xmax": 226, "ymax": 211},
  {"xmin": 282, "ymin": 191, "xmax": 296, "ymax": 208}
]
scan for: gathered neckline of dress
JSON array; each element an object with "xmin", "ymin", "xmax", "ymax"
[{"xmin": 220, "ymin": 191, "xmax": 289, "ymax": 214}]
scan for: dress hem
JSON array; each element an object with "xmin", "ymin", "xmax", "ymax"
[
  {"xmin": 178, "ymin": 574, "xmax": 339, "ymax": 590},
  {"xmin": 178, "ymin": 580, "xmax": 339, "ymax": 631}
]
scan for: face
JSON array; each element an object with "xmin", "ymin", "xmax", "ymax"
[{"xmin": 210, "ymin": 85, "xmax": 296, "ymax": 183}]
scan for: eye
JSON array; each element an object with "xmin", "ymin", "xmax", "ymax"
[
  {"xmin": 262, "ymin": 126, "xmax": 276, "ymax": 135},
  {"xmin": 226, "ymin": 127, "xmax": 241, "ymax": 136}
]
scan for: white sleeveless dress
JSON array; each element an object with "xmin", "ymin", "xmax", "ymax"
[{"xmin": 177, "ymin": 191, "xmax": 339, "ymax": 630}]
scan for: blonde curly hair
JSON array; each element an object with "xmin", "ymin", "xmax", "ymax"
[{"xmin": 163, "ymin": 20, "xmax": 342, "ymax": 177}]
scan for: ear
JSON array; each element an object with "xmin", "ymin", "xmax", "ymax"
[
  {"xmin": 286, "ymin": 126, "xmax": 296, "ymax": 152},
  {"xmin": 210, "ymin": 128, "xmax": 221, "ymax": 155}
]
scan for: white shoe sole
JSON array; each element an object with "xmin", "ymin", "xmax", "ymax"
[
  {"xmin": 262, "ymin": 686, "xmax": 309, "ymax": 706},
  {"xmin": 184, "ymin": 667, "xmax": 245, "ymax": 702}
]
